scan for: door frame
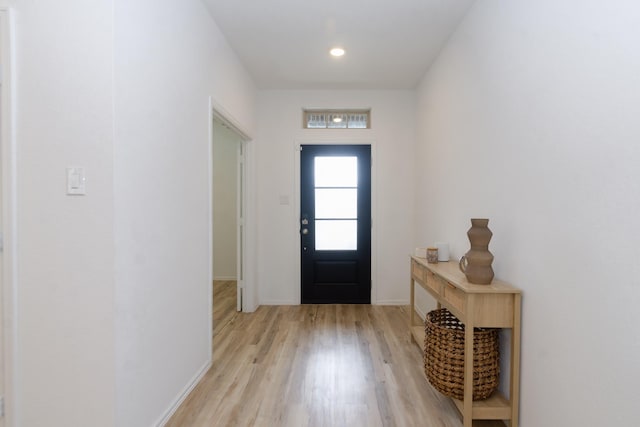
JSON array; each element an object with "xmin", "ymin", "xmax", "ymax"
[
  {"xmin": 0, "ymin": 5, "xmax": 16, "ymax": 425},
  {"xmin": 211, "ymin": 117, "xmax": 246, "ymax": 312},
  {"xmin": 294, "ymin": 139, "xmax": 378, "ymax": 304},
  {"xmin": 209, "ymin": 97, "xmax": 257, "ymax": 318}
]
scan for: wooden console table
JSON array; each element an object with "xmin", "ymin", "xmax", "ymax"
[{"xmin": 410, "ymin": 256, "xmax": 521, "ymax": 427}]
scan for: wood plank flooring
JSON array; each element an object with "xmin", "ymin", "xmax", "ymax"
[
  {"xmin": 212, "ymin": 280, "xmax": 238, "ymax": 336},
  {"xmin": 167, "ymin": 281, "xmax": 504, "ymax": 427}
]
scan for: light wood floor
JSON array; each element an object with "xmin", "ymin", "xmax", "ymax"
[{"xmin": 167, "ymin": 281, "xmax": 504, "ymax": 427}]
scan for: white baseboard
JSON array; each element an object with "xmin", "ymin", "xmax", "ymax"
[
  {"xmin": 213, "ymin": 276, "xmax": 237, "ymax": 281},
  {"xmin": 155, "ymin": 358, "xmax": 211, "ymax": 426},
  {"xmin": 374, "ymin": 299, "xmax": 409, "ymax": 306},
  {"xmin": 260, "ymin": 299, "xmax": 298, "ymax": 305},
  {"xmin": 260, "ymin": 300, "xmax": 413, "ymax": 306}
]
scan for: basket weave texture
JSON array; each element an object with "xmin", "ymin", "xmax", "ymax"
[{"xmin": 423, "ymin": 308, "xmax": 499, "ymax": 400}]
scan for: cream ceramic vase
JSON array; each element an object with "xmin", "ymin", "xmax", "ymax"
[{"xmin": 459, "ymin": 218, "xmax": 494, "ymax": 284}]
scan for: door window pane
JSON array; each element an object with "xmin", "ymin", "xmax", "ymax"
[
  {"xmin": 314, "ymin": 157, "xmax": 357, "ymax": 187},
  {"xmin": 315, "ymin": 189, "xmax": 357, "ymax": 219},
  {"xmin": 314, "ymin": 155, "xmax": 358, "ymax": 251},
  {"xmin": 315, "ymin": 220, "xmax": 357, "ymax": 250}
]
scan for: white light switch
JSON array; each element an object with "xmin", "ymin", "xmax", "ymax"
[
  {"xmin": 67, "ymin": 167, "xmax": 86, "ymax": 195},
  {"xmin": 279, "ymin": 195, "xmax": 290, "ymax": 205}
]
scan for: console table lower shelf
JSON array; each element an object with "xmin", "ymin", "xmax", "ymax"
[
  {"xmin": 409, "ymin": 256, "xmax": 521, "ymax": 427},
  {"xmin": 410, "ymin": 326, "xmax": 512, "ymax": 421}
]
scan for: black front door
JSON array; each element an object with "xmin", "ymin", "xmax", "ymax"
[{"xmin": 300, "ymin": 145, "xmax": 371, "ymax": 304}]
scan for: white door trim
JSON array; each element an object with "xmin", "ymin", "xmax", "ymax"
[
  {"xmin": 236, "ymin": 142, "xmax": 244, "ymax": 312},
  {"xmin": 0, "ymin": 5, "xmax": 17, "ymax": 426}
]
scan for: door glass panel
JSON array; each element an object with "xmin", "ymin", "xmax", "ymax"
[
  {"xmin": 315, "ymin": 220, "xmax": 357, "ymax": 250},
  {"xmin": 314, "ymin": 155, "xmax": 359, "ymax": 251},
  {"xmin": 315, "ymin": 189, "xmax": 357, "ymax": 219},
  {"xmin": 314, "ymin": 157, "xmax": 357, "ymax": 187}
]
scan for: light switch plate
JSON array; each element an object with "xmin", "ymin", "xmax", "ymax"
[
  {"xmin": 279, "ymin": 195, "xmax": 290, "ymax": 205},
  {"xmin": 67, "ymin": 167, "xmax": 86, "ymax": 195}
]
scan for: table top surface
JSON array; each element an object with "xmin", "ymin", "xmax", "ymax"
[{"xmin": 412, "ymin": 256, "xmax": 521, "ymax": 294}]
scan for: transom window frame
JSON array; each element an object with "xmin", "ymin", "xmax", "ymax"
[{"xmin": 303, "ymin": 109, "xmax": 371, "ymax": 129}]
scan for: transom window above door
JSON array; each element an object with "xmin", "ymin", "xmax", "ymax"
[{"xmin": 303, "ymin": 109, "xmax": 371, "ymax": 129}]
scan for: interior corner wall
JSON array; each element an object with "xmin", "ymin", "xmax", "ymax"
[
  {"xmin": 113, "ymin": 1, "xmax": 256, "ymax": 426},
  {"xmin": 256, "ymin": 90, "xmax": 416, "ymax": 305},
  {"xmin": 414, "ymin": 1, "xmax": 640, "ymax": 425},
  {"xmin": 13, "ymin": 1, "xmax": 116, "ymax": 425}
]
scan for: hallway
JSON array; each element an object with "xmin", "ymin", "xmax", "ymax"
[{"xmin": 167, "ymin": 287, "xmax": 503, "ymax": 426}]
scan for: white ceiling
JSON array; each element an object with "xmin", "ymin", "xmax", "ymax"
[{"xmin": 202, "ymin": 0, "xmax": 475, "ymax": 90}]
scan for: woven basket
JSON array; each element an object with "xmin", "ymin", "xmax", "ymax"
[{"xmin": 423, "ymin": 308, "xmax": 499, "ymax": 400}]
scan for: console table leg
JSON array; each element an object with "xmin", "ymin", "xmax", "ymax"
[
  {"xmin": 410, "ymin": 279, "xmax": 415, "ymax": 333},
  {"xmin": 510, "ymin": 293, "xmax": 522, "ymax": 427},
  {"xmin": 463, "ymin": 299, "xmax": 475, "ymax": 427}
]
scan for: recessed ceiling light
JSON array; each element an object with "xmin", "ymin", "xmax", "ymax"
[
  {"xmin": 332, "ymin": 116, "xmax": 343, "ymax": 123},
  {"xmin": 330, "ymin": 47, "xmax": 345, "ymax": 57}
]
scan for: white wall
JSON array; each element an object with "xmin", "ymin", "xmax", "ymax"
[
  {"xmin": 11, "ymin": 0, "xmax": 256, "ymax": 426},
  {"xmin": 213, "ymin": 120, "xmax": 239, "ymax": 280},
  {"xmin": 113, "ymin": 1, "xmax": 255, "ymax": 426},
  {"xmin": 256, "ymin": 90, "xmax": 415, "ymax": 305},
  {"xmin": 13, "ymin": 1, "xmax": 116, "ymax": 425},
  {"xmin": 414, "ymin": 1, "xmax": 640, "ymax": 425}
]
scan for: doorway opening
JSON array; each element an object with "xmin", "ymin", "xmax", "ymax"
[
  {"xmin": 212, "ymin": 118, "xmax": 244, "ymax": 322},
  {"xmin": 211, "ymin": 112, "xmax": 248, "ymax": 334}
]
